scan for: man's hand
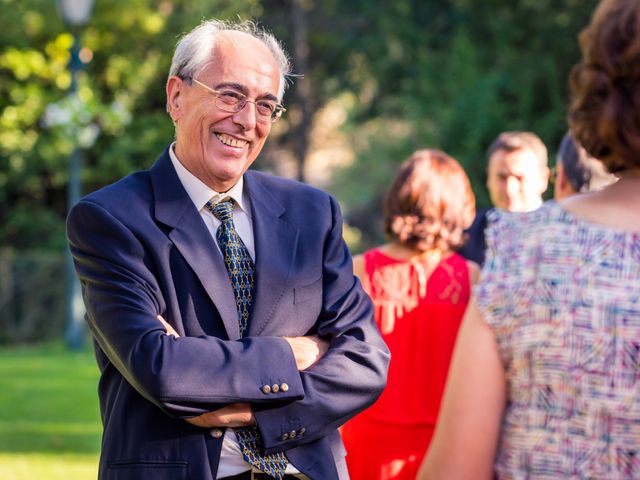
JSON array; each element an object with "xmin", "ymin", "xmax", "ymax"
[
  {"xmin": 284, "ymin": 335, "xmax": 329, "ymax": 371},
  {"xmin": 157, "ymin": 315, "xmax": 179, "ymax": 338},
  {"xmin": 186, "ymin": 403, "xmax": 256, "ymax": 428}
]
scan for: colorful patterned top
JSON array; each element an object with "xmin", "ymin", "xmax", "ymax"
[{"xmin": 476, "ymin": 201, "xmax": 640, "ymax": 479}]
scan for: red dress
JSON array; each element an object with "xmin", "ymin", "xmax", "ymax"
[{"xmin": 341, "ymin": 249, "xmax": 471, "ymax": 480}]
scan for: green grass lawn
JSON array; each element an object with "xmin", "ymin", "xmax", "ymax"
[{"xmin": 0, "ymin": 343, "xmax": 101, "ymax": 480}]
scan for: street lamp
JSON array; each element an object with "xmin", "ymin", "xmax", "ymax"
[
  {"xmin": 56, "ymin": 0, "xmax": 95, "ymax": 350},
  {"xmin": 56, "ymin": 0, "xmax": 94, "ymax": 27}
]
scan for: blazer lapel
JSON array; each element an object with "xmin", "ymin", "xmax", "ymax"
[
  {"xmin": 150, "ymin": 149, "xmax": 241, "ymax": 340},
  {"xmin": 244, "ymin": 172, "xmax": 300, "ymax": 336}
]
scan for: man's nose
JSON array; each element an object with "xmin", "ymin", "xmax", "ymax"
[
  {"xmin": 232, "ymin": 101, "xmax": 258, "ymax": 131},
  {"xmin": 506, "ymin": 176, "xmax": 520, "ymax": 195}
]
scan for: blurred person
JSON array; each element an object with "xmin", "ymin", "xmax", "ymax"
[
  {"xmin": 340, "ymin": 150, "xmax": 479, "ymax": 480},
  {"xmin": 553, "ymin": 130, "xmax": 616, "ymax": 200},
  {"xmin": 419, "ymin": 1, "xmax": 640, "ymax": 478},
  {"xmin": 459, "ymin": 131, "xmax": 550, "ymax": 265},
  {"xmin": 66, "ymin": 19, "xmax": 389, "ymax": 480},
  {"xmin": 486, "ymin": 131, "xmax": 550, "ymax": 212}
]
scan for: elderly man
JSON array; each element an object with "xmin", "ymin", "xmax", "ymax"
[
  {"xmin": 460, "ymin": 131, "xmax": 550, "ymax": 265},
  {"xmin": 67, "ymin": 19, "xmax": 389, "ymax": 480},
  {"xmin": 553, "ymin": 131, "xmax": 616, "ymax": 200}
]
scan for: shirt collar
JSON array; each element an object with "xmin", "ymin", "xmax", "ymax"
[{"xmin": 169, "ymin": 142, "xmax": 248, "ymax": 214}]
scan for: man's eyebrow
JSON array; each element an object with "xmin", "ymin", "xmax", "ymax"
[{"xmin": 213, "ymin": 82, "xmax": 279, "ymax": 102}]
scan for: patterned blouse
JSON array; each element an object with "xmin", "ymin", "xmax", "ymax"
[{"xmin": 476, "ymin": 201, "xmax": 640, "ymax": 479}]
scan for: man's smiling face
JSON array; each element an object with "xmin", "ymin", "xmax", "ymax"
[{"xmin": 167, "ymin": 31, "xmax": 281, "ymax": 192}]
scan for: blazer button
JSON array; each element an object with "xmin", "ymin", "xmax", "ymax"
[
  {"xmin": 272, "ymin": 384, "xmax": 280, "ymax": 393},
  {"xmin": 262, "ymin": 384, "xmax": 272, "ymax": 394},
  {"xmin": 210, "ymin": 428, "xmax": 223, "ymax": 439},
  {"xmin": 299, "ymin": 427, "xmax": 306, "ymax": 436},
  {"xmin": 281, "ymin": 432, "xmax": 289, "ymax": 441},
  {"xmin": 280, "ymin": 383, "xmax": 289, "ymax": 392},
  {"xmin": 289, "ymin": 430, "xmax": 297, "ymax": 439}
]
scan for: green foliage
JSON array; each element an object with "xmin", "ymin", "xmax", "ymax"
[
  {"xmin": 0, "ymin": 0, "xmax": 261, "ymax": 251},
  {"xmin": 0, "ymin": 250, "xmax": 66, "ymax": 344},
  {"xmin": 0, "ymin": 0, "xmax": 600, "ymax": 253},
  {"xmin": 322, "ymin": 0, "xmax": 598, "ymax": 249}
]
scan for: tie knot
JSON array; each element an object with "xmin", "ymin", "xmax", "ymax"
[{"xmin": 207, "ymin": 200, "xmax": 234, "ymax": 223}]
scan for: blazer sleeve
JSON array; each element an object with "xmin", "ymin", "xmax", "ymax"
[
  {"xmin": 67, "ymin": 199, "xmax": 304, "ymax": 418},
  {"xmin": 253, "ymin": 195, "xmax": 391, "ymax": 454}
]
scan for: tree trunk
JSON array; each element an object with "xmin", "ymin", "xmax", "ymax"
[{"xmin": 290, "ymin": 0, "xmax": 312, "ymax": 183}]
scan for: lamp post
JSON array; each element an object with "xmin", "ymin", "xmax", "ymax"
[{"xmin": 56, "ymin": 0, "xmax": 94, "ymax": 350}]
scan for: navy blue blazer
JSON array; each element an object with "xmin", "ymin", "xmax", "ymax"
[
  {"xmin": 458, "ymin": 207, "xmax": 491, "ymax": 267},
  {"xmin": 67, "ymin": 147, "xmax": 390, "ymax": 480}
]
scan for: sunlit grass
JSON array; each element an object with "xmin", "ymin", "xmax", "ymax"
[
  {"xmin": 0, "ymin": 453, "xmax": 98, "ymax": 480},
  {"xmin": 0, "ymin": 343, "xmax": 101, "ymax": 479}
]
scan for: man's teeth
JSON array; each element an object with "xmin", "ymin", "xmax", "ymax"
[{"xmin": 215, "ymin": 133, "xmax": 247, "ymax": 148}]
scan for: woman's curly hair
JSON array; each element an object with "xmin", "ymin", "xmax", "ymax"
[
  {"xmin": 569, "ymin": 0, "xmax": 640, "ymax": 173},
  {"xmin": 383, "ymin": 149, "xmax": 475, "ymax": 252}
]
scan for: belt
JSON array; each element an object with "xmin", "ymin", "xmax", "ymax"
[{"xmin": 220, "ymin": 471, "xmax": 303, "ymax": 480}]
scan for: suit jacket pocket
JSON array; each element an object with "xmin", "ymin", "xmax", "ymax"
[
  {"xmin": 107, "ymin": 460, "xmax": 187, "ymax": 480},
  {"xmin": 293, "ymin": 276, "xmax": 322, "ymax": 304}
]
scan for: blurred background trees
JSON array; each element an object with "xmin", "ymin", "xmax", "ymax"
[{"xmin": 0, "ymin": 0, "xmax": 597, "ymax": 343}]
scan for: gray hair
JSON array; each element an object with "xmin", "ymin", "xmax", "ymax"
[{"xmin": 168, "ymin": 19, "xmax": 292, "ymax": 100}]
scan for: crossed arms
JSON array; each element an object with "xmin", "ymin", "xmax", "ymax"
[
  {"xmin": 67, "ymin": 193, "xmax": 389, "ymax": 452},
  {"xmin": 158, "ymin": 314, "xmax": 328, "ymax": 428}
]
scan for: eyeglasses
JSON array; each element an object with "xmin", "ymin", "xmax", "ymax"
[{"xmin": 184, "ymin": 77, "xmax": 286, "ymax": 123}]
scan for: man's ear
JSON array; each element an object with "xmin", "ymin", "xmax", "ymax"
[
  {"xmin": 166, "ymin": 76, "xmax": 183, "ymax": 122},
  {"xmin": 541, "ymin": 165, "xmax": 551, "ymax": 189}
]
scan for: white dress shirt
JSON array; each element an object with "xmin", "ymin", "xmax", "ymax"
[{"xmin": 169, "ymin": 144, "xmax": 303, "ymax": 478}]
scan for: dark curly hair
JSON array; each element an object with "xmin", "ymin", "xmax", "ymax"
[
  {"xmin": 383, "ymin": 149, "xmax": 475, "ymax": 252},
  {"xmin": 569, "ymin": 0, "xmax": 640, "ymax": 173}
]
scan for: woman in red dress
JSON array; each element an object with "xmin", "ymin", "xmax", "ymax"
[{"xmin": 341, "ymin": 149, "xmax": 479, "ymax": 480}]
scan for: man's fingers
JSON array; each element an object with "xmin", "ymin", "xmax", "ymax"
[
  {"xmin": 284, "ymin": 335, "xmax": 329, "ymax": 370},
  {"xmin": 185, "ymin": 403, "xmax": 255, "ymax": 428},
  {"xmin": 157, "ymin": 314, "xmax": 180, "ymax": 338}
]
